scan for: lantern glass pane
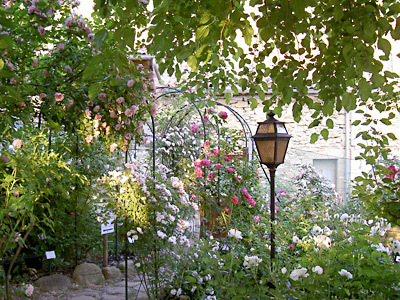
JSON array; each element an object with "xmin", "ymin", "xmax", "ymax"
[
  {"xmin": 276, "ymin": 124, "xmax": 287, "ymax": 134},
  {"xmin": 276, "ymin": 139, "xmax": 289, "ymax": 164},
  {"xmin": 255, "ymin": 140, "xmax": 275, "ymax": 164},
  {"xmin": 257, "ymin": 123, "xmax": 275, "ymax": 134}
]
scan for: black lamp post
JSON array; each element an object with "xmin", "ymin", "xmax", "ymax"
[{"xmin": 252, "ymin": 112, "xmax": 291, "ymax": 260}]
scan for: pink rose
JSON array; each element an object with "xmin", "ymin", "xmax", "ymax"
[
  {"xmin": 32, "ymin": 60, "xmax": 38, "ymax": 68},
  {"xmin": 124, "ymin": 119, "xmax": 131, "ymax": 125},
  {"xmin": 57, "ymin": 43, "xmax": 65, "ymax": 52},
  {"xmin": 125, "ymin": 133, "xmax": 131, "ymax": 140},
  {"xmin": 88, "ymin": 33, "xmax": 95, "ymax": 41},
  {"xmin": 122, "ymin": 146, "xmax": 127, "ymax": 152},
  {"xmin": 93, "ymin": 105, "xmax": 100, "ymax": 113},
  {"xmin": 37, "ymin": 26, "xmax": 45, "ymax": 35},
  {"xmin": 226, "ymin": 167, "xmax": 236, "ymax": 173},
  {"xmin": 42, "ymin": 70, "xmax": 49, "ymax": 77},
  {"xmin": 194, "ymin": 166, "xmax": 203, "ymax": 178},
  {"xmin": 67, "ymin": 99, "xmax": 74, "ymax": 107},
  {"xmin": 110, "ymin": 111, "xmax": 117, "ymax": 118},
  {"xmin": 213, "ymin": 149, "xmax": 220, "ymax": 155},
  {"xmin": 194, "ymin": 159, "xmax": 201, "ymax": 167},
  {"xmin": 218, "ymin": 111, "xmax": 228, "ymax": 120},
  {"xmin": 39, "ymin": 93, "xmax": 46, "ymax": 98},
  {"xmin": 115, "ymin": 124, "xmax": 121, "ymax": 131},
  {"xmin": 65, "ymin": 17, "xmax": 73, "ymax": 27},
  {"xmin": 200, "ymin": 158, "xmax": 210, "ymax": 167},
  {"xmin": 55, "ymin": 92, "xmax": 64, "ymax": 102},
  {"xmin": 85, "ymin": 135, "xmax": 93, "ymax": 143},
  {"xmin": 98, "ymin": 93, "xmax": 106, "ymax": 101},
  {"xmin": 253, "ymin": 216, "xmax": 260, "ymax": 223},
  {"xmin": 208, "ymin": 172, "xmax": 215, "ymax": 181},
  {"xmin": 214, "ymin": 163, "xmax": 223, "ymax": 169},
  {"xmin": 110, "ymin": 143, "xmax": 117, "ymax": 152},
  {"xmin": 125, "ymin": 108, "xmax": 133, "ymax": 117},
  {"xmin": 232, "ymin": 195, "xmax": 239, "ymax": 204},
  {"xmin": 131, "ymin": 105, "xmax": 138, "ymax": 115},
  {"xmin": 116, "ymin": 97, "xmax": 124, "ymax": 104},
  {"xmin": 127, "ymin": 79, "xmax": 134, "ymax": 87},
  {"xmin": 65, "ymin": 65, "xmax": 72, "ymax": 73},
  {"xmin": 190, "ymin": 124, "xmax": 199, "ymax": 134}
]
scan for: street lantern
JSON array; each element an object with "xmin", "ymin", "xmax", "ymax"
[{"xmin": 252, "ymin": 112, "xmax": 291, "ymax": 260}]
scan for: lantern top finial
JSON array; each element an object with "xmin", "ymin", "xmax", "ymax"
[{"xmin": 267, "ymin": 112, "xmax": 275, "ymax": 119}]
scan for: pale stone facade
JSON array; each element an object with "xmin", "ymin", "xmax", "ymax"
[{"xmin": 219, "ymin": 92, "xmax": 400, "ymax": 198}]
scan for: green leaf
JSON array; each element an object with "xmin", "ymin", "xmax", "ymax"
[
  {"xmin": 326, "ymin": 119, "xmax": 334, "ymax": 129},
  {"xmin": 391, "ymin": 18, "xmax": 400, "ymax": 40},
  {"xmin": 387, "ymin": 132, "xmax": 397, "ymax": 140},
  {"xmin": 0, "ymin": 58, "xmax": 4, "ymax": 70},
  {"xmin": 310, "ymin": 133, "xmax": 319, "ymax": 143},
  {"xmin": 242, "ymin": 24, "xmax": 254, "ymax": 46},
  {"xmin": 88, "ymin": 83, "xmax": 102, "ymax": 100},
  {"xmin": 321, "ymin": 129, "xmax": 329, "ymax": 140},
  {"xmin": 250, "ymin": 97, "xmax": 258, "ymax": 109},
  {"xmin": 225, "ymin": 92, "xmax": 233, "ymax": 103},
  {"xmin": 380, "ymin": 118, "xmax": 392, "ymax": 125},
  {"xmin": 187, "ymin": 55, "xmax": 198, "ymax": 72},
  {"xmin": 378, "ymin": 38, "xmax": 391, "ymax": 58},
  {"xmin": 196, "ymin": 25, "xmax": 210, "ymax": 40},
  {"xmin": 260, "ymin": 27, "xmax": 273, "ymax": 42},
  {"xmin": 359, "ymin": 79, "xmax": 372, "ymax": 101},
  {"xmin": 342, "ymin": 92, "xmax": 357, "ymax": 111}
]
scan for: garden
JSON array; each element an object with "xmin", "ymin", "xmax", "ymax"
[{"xmin": 1, "ymin": 0, "xmax": 400, "ymax": 299}]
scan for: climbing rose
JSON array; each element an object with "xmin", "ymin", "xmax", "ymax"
[
  {"xmin": 110, "ymin": 143, "xmax": 117, "ymax": 152},
  {"xmin": 218, "ymin": 111, "xmax": 228, "ymax": 120},
  {"xmin": 385, "ymin": 165, "xmax": 398, "ymax": 179},
  {"xmin": 194, "ymin": 167, "xmax": 203, "ymax": 178},
  {"xmin": 232, "ymin": 195, "xmax": 239, "ymax": 204},
  {"xmin": 127, "ymin": 79, "xmax": 134, "ymax": 87},
  {"xmin": 200, "ymin": 158, "xmax": 210, "ymax": 166},
  {"xmin": 208, "ymin": 172, "xmax": 215, "ymax": 181},
  {"xmin": 65, "ymin": 65, "xmax": 72, "ymax": 73},
  {"xmin": 116, "ymin": 97, "xmax": 124, "ymax": 104},
  {"xmin": 190, "ymin": 124, "xmax": 199, "ymax": 134},
  {"xmin": 12, "ymin": 139, "xmax": 24, "ymax": 149},
  {"xmin": 55, "ymin": 93, "xmax": 64, "ymax": 102}
]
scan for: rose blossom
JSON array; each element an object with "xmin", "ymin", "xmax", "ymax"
[
  {"xmin": 93, "ymin": 105, "xmax": 100, "ymax": 113},
  {"xmin": 85, "ymin": 135, "xmax": 93, "ymax": 143},
  {"xmin": 127, "ymin": 79, "xmax": 134, "ymax": 87},
  {"xmin": 55, "ymin": 92, "xmax": 64, "ymax": 102},
  {"xmin": 65, "ymin": 65, "xmax": 72, "ymax": 73},
  {"xmin": 116, "ymin": 97, "xmax": 124, "ymax": 104},
  {"xmin": 39, "ymin": 93, "xmax": 46, "ymax": 98},
  {"xmin": 32, "ymin": 60, "xmax": 38, "ymax": 68},
  {"xmin": 12, "ymin": 139, "xmax": 24, "ymax": 149},
  {"xmin": 218, "ymin": 111, "xmax": 228, "ymax": 120},
  {"xmin": 110, "ymin": 143, "xmax": 117, "ymax": 152}
]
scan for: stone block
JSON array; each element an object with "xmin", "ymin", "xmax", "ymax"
[
  {"xmin": 73, "ymin": 263, "xmax": 105, "ymax": 287},
  {"xmin": 34, "ymin": 274, "xmax": 72, "ymax": 292},
  {"xmin": 102, "ymin": 266, "xmax": 122, "ymax": 281}
]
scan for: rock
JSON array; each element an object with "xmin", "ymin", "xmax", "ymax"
[
  {"xmin": 102, "ymin": 266, "xmax": 122, "ymax": 281},
  {"xmin": 34, "ymin": 274, "xmax": 72, "ymax": 292},
  {"xmin": 72, "ymin": 263, "xmax": 105, "ymax": 287},
  {"xmin": 118, "ymin": 260, "xmax": 137, "ymax": 276},
  {"xmin": 70, "ymin": 296, "xmax": 96, "ymax": 300}
]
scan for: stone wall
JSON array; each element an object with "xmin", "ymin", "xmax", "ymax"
[{"xmin": 218, "ymin": 93, "xmax": 400, "ymax": 197}]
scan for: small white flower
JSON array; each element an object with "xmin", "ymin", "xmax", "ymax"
[
  {"xmin": 292, "ymin": 236, "xmax": 301, "ymax": 243},
  {"xmin": 338, "ymin": 269, "xmax": 353, "ymax": 279},
  {"xmin": 281, "ymin": 267, "xmax": 287, "ymax": 274},
  {"xmin": 170, "ymin": 289, "xmax": 177, "ymax": 296},
  {"xmin": 243, "ymin": 255, "xmax": 262, "ymax": 269},
  {"xmin": 312, "ymin": 266, "xmax": 323, "ymax": 275},
  {"xmin": 290, "ymin": 268, "xmax": 309, "ymax": 281},
  {"xmin": 228, "ymin": 228, "xmax": 243, "ymax": 239}
]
